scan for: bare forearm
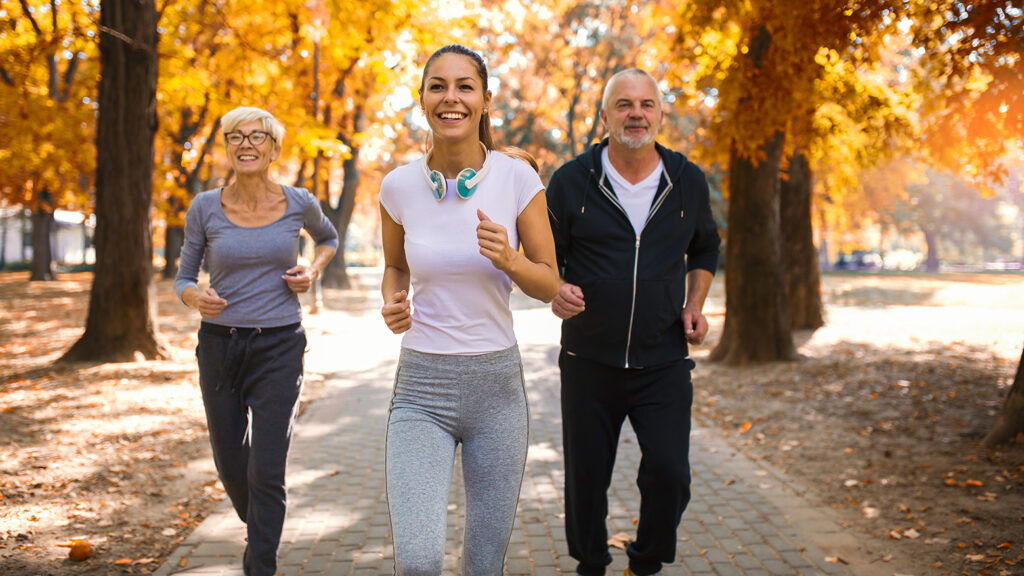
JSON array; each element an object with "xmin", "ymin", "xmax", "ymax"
[
  {"xmin": 381, "ymin": 265, "xmax": 410, "ymax": 300},
  {"xmin": 180, "ymin": 285, "xmax": 199, "ymax": 309},
  {"xmin": 505, "ymin": 256, "xmax": 559, "ymax": 303},
  {"xmin": 311, "ymin": 245, "xmax": 336, "ymax": 276},
  {"xmin": 684, "ymin": 269, "xmax": 714, "ymax": 312}
]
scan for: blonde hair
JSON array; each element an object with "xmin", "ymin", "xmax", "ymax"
[{"xmin": 221, "ymin": 106, "xmax": 285, "ymax": 145}]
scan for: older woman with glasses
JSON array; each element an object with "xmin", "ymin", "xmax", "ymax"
[{"xmin": 174, "ymin": 106, "xmax": 338, "ymax": 576}]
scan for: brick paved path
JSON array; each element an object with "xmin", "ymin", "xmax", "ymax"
[{"xmin": 153, "ymin": 306, "xmax": 886, "ymax": 576}]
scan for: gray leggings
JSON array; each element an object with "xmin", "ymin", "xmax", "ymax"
[{"xmin": 386, "ymin": 346, "xmax": 528, "ymax": 576}]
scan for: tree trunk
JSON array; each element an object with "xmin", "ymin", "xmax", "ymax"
[
  {"xmin": 983, "ymin": 345, "xmax": 1024, "ymax": 448},
  {"xmin": 321, "ymin": 147, "xmax": 358, "ymax": 289},
  {"xmin": 163, "ymin": 224, "xmax": 183, "ymax": 280},
  {"xmin": 61, "ymin": 0, "xmax": 164, "ymax": 362},
  {"xmin": 923, "ymin": 229, "xmax": 939, "ymax": 271},
  {"xmin": 30, "ymin": 194, "xmax": 56, "ymax": 281},
  {"xmin": 710, "ymin": 132, "xmax": 797, "ymax": 365},
  {"xmin": 780, "ymin": 150, "xmax": 824, "ymax": 330}
]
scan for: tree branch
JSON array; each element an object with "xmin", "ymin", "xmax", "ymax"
[
  {"xmin": 60, "ymin": 52, "xmax": 80, "ymax": 101},
  {"xmin": 97, "ymin": 24, "xmax": 156, "ymax": 56},
  {"xmin": 18, "ymin": 0, "xmax": 42, "ymax": 36}
]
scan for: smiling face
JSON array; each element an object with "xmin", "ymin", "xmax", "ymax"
[
  {"xmin": 225, "ymin": 119, "xmax": 279, "ymax": 175},
  {"xmin": 419, "ymin": 52, "xmax": 492, "ymax": 145},
  {"xmin": 601, "ymin": 73, "xmax": 664, "ymax": 150}
]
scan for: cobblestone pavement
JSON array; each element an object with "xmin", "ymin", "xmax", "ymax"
[{"xmin": 153, "ymin": 304, "xmax": 889, "ymax": 576}]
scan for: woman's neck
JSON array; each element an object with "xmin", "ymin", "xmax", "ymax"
[
  {"xmin": 429, "ymin": 139, "xmax": 486, "ymax": 178},
  {"xmin": 229, "ymin": 173, "xmax": 278, "ymax": 200}
]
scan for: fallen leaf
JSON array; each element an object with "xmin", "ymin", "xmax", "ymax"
[
  {"xmin": 904, "ymin": 528, "xmax": 921, "ymax": 539},
  {"xmin": 607, "ymin": 533, "xmax": 631, "ymax": 551},
  {"xmin": 68, "ymin": 539, "xmax": 92, "ymax": 561},
  {"xmin": 114, "ymin": 558, "xmax": 133, "ymax": 565},
  {"xmin": 966, "ymin": 554, "xmax": 986, "ymax": 562},
  {"xmin": 739, "ymin": 421, "xmax": 752, "ymax": 434}
]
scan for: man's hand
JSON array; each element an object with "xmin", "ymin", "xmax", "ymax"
[
  {"xmin": 381, "ymin": 290, "xmax": 412, "ymax": 334},
  {"xmin": 682, "ymin": 306, "xmax": 709, "ymax": 345},
  {"xmin": 551, "ymin": 282, "xmax": 585, "ymax": 320}
]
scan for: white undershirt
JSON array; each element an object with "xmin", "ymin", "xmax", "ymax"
[{"xmin": 602, "ymin": 147, "xmax": 663, "ymax": 235}]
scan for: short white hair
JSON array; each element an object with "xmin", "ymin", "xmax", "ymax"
[
  {"xmin": 601, "ymin": 68, "xmax": 663, "ymax": 111},
  {"xmin": 221, "ymin": 106, "xmax": 285, "ymax": 145}
]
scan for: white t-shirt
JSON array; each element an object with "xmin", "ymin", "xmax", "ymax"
[
  {"xmin": 379, "ymin": 151, "xmax": 544, "ymax": 354},
  {"xmin": 602, "ymin": 147, "xmax": 663, "ymax": 234}
]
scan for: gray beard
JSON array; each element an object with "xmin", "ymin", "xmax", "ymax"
[{"xmin": 614, "ymin": 127, "xmax": 656, "ymax": 149}]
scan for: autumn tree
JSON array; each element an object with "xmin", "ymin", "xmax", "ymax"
[
  {"xmin": 0, "ymin": 0, "xmax": 97, "ymax": 280},
  {"xmin": 153, "ymin": 0, "xmax": 235, "ymax": 279},
  {"xmin": 909, "ymin": 0, "xmax": 1023, "ymax": 445},
  {"xmin": 61, "ymin": 0, "xmax": 164, "ymax": 362},
  {"xmin": 305, "ymin": 0, "xmax": 430, "ymax": 289},
  {"xmin": 674, "ymin": 0, "xmax": 908, "ymax": 364}
]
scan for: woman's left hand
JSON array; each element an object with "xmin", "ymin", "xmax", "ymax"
[
  {"xmin": 282, "ymin": 265, "xmax": 319, "ymax": 293},
  {"xmin": 477, "ymin": 209, "xmax": 519, "ymax": 273}
]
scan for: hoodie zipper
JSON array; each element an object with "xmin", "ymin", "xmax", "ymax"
[
  {"xmin": 596, "ymin": 171, "xmax": 673, "ymax": 368},
  {"xmin": 587, "ymin": 152, "xmax": 682, "ymax": 368}
]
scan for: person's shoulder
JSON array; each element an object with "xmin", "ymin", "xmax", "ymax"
[
  {"xmin": 492, "ymin": 150, "xmax": 535, "ymax": 175},
  {"xmin": 189, "ymin": 188, "xmax": 222, "ymax": 210},
  {"xmin": 658, "ymin": 143, "xmax": 706, "ymax": 179},
  {"xmin": 381, "ymin": 156, "xmax": 424, "ymax": 188},
  {"xmin": 282, "ymin": 184, "xmax": 314, "ymax": 201}
]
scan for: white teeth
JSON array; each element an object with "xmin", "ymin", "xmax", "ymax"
[
  {"xmin": 239, "ymin": 155, "xmax": 257, "ymax": 160},
  {"xmin": 440, "ymin": 113, "xmax": 465, "ymax": 120}
]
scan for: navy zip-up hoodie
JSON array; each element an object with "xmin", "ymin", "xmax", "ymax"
[{"xmin": 546, "ymin": 139, "xmax": 721, "ymax": 369}]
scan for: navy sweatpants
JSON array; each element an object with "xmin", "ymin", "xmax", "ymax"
[{"xmin": 196, "ymin": 322, "xmax": 305, "ymax": 576}]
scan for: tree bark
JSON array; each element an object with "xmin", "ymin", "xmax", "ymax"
[
  {"xmin": 710, "ymin": 131, "xmax": 797, "ymax": 365},
  {"xmin": 30, "ymin": 191, "xmax": 56, "ymax": 281},
  {"xmin": 61, "ymin": 0, "xmax": 164, "ymax": 362},
  {"xmin": 983, "ymin": 345, "xmax": 1024, "ymax": 448},
  {"xmin": 780, "ymin": 151, "xmax": 824, "ymax": 330},
  {"xmin": 923, "ymin": 229, "xmax": 939, "ymax": 271},
  {"xmin": 163, "ymin": 223, "xmax": 184, "ymax": 280},
  {"xmin": 321, "ymin": 146, "xmax": 358, "ymax": 290}
]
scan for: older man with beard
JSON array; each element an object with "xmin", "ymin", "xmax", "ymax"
[{"xmin": 545, "ymin": 68, "xmax": 722, "ymax": 576}]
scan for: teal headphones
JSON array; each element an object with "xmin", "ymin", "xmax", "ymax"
[{"xmin": 421, "ymin": 144, "xmax": 492, "ymax": 201}]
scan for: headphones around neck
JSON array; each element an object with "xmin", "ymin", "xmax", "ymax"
[{"xmin": 421, "ymin": 143, "xmax": 492, "ymax": 201}]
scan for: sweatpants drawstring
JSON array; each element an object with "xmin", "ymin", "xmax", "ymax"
[{"xmin": 220, "ymin": 327, "xmax": 262, "ymax": 391}]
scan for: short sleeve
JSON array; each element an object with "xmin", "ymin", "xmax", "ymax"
[
  {"xmin": 379, "ymin": 171, "xmax": 402, "ymax": 225},
  {"xmin": 512, "ymin": 157, "xmax": 544, "ymax": 216}
]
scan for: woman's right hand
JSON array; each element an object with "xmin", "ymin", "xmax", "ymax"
[
  {"xmin": 381, "ymin": 290, "xmax": 412, "ymax": 334},
  {"xmin": 193, "ymin": 287, "xmax": 228, "ymax": 319}
]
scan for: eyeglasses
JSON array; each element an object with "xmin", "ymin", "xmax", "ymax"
[{"xmin": 224, "ymin": 130, "xmax": 273, "ymax": 146}]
